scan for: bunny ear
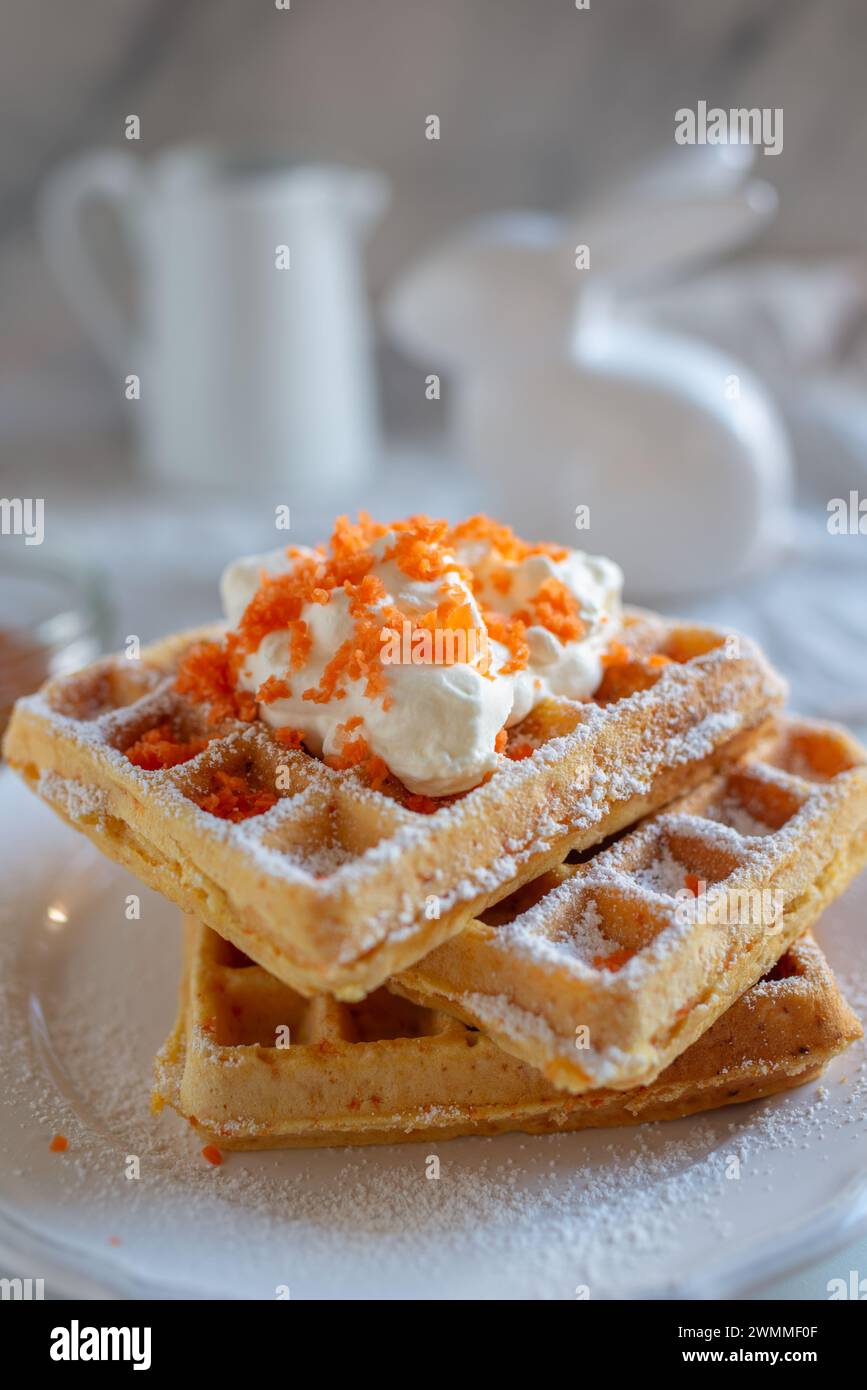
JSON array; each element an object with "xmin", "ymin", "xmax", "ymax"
[
  {"xmin": 382, "ymin": 213, "xmax": 571, "ymax": 370},
  {"xmin": 564, "ymin": 183, "xmax": 777, "ymax": 295}
]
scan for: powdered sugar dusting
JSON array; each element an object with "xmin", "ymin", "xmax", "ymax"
[
  {"xmin": 633, "ymin": 845, "xmax": 692, "ymax": 897},
  {"xmin": 2, "ymin": 893, "xmax": 864, "ymax": 1300},
  {"xmin": 38, "ymin": 770, "xmax": 108, "ymax": 823},
  {"xmin": 1, "ymin": 764, "xmax": 866, "ymax": 1301},
  {"xmin": 12, "ymin": 613, "xmax": 787, "ymax": 945},
  {"xmin": 498, "ymin": 895, "xmax": 611, "ymax": 971}
]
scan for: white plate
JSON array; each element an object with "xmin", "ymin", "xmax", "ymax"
[{"xmin": 1, "ymin": 769, "xmax": 866, "ymax": 1301}]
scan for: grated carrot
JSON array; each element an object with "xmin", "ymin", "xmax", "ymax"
[
  {"xmin": 593, "ymin": 947, "xmax": 635, "ymax": 972},
  {"xmin": 256, "ymin": 675, "xmax": 292, "ymax": 704},
  {"xmin": 514, "ymin": 576, "xmax": 585, "ymax": 643},
  {"xmin": 191, "ymin": 771, "xmax": 277, "ymax": 822},
  {"xmin": 175, "ymin": 641, "xmax": 257, "ymax": 723},
  {"xmin": 124, "ymin": 723, "xmax": 209, "ymax": 770},
  {"xmin": 175, "ymin": 516, "xmax": 613, "ymax": 793},
  {"xmin": 450, "ymin": 514, "xmax": 568, "ymax": 563},
  {"xmin": 274, "ymin": 727, "xmax": 305, "ymax": 749}
]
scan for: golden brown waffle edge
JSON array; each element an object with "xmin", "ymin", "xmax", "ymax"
[
  {"xmin": 152, "ymin": 920, "xmax": 861, "ymax": 1149},
  {"xmin": 4, "ymin": 610, "xmax": 785, "ymax": 997},
  {"xmin": 392, "ymin": 717, "xmax": 867, "ymax": 1093}
]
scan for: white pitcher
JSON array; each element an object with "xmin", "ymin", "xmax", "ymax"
[{"xmin": 39, "ymin": 146, "xmax": 388, "ymax": 489}]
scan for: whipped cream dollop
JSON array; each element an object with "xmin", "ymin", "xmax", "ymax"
[{"xmin": 221, "ymin": 526, "xmax": 623, "ymax": 797}]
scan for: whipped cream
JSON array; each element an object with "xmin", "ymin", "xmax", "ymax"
[{"xmin": 221, "ymin": 530, "xmax": 622, "ymax": 797}]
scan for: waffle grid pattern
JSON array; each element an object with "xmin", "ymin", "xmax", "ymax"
[
  {"xmin": 393, "ymin": 719, "xmax": 867, "ymax": 1091},
  {"xmin": 4, "ymin": 611, "xmax": 785, "ymax": 997},
  {"xmin": 152, "ymin": 920, "xmax": 861, "ymax": 1148}
]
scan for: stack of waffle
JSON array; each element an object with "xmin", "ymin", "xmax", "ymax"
[{"xmin": 6, "ymin": 610, "xmax": 867, "ymax": 1149}]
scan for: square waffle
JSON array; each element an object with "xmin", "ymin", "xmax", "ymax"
[
  {"xmin": 153, "ymin": 919, "xmax": 861, "ymax": 1148},
  {"xmin": 393, "ymin": 718, "xmax": 867, "ymax": 1092},
  {"xmin": 4, "ymin": 609, "xmax": 784, "ymax": 998}
]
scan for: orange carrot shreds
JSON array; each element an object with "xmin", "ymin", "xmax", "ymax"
[
  {"xmin": 234, "ymin": 557, "xmax": 321, "ymax": 654},
  {"xmin": 594, "ymin": 663, "xmax": 644, "ymax": 704},
  {"xmin": 325, "ymin": 734, "xmax": 370, "ymax": 771},
  {"xmin": 514, "ymin": 577, "xmax": 586, "ymax": 643},
  {"xmin": 337, "ymin": 715, "xmax": 364, "ymax": 735},
  {"xmin": 49, "ymin": 1134, "xmax": 68, "ymax": 1153},
  {"xmin": 303, "ymin": 607, "xmax": 397, "ymax": 708},
  {"xmin": 593, "ymin": 946, "xmax": 635, "ymax": 972},
  {"xmin": 344, "ymin": 572, "xmax": 387, "ymax": 616},
  {"xmin": 449, "ymin": 514, "xmax": 568, "ymax": 564},
  {"xmin": 191, "ymin": 771, "xmax": 277, "ymax": 822},
  {"xmin": 490, "ymin": 566, "xmax": 513, "ymax": 596},
  {"xmin": 201, "ymin": 1145, "xmax": 223, "ymax": 1167},
  {"xmin": 594, "ymin": 644, "xmax": 671, "ymax": 704},
  {"xmin": 506, "ymin": 740, "xmax": 535, "ymax": 761},
  {"xmin": 494, "ymin": 728, "xmax": 508, "ymax": 754},
  {"xmin": 365, "ymin": 756, "xmax": 391, "ymax": 791},
  {"xmin": 439, "ymin": 591, "xmax": 477, "ymax": 634},
  {"xmin": 407, "ymin": 585, "xmax": 485, "ymax": 668},
  {"xmin": 189, "ymin": 514, "xmax": 600, "ymax": 731},
  {"xmin": 601, "ymin": 640, "xmax": 634, "ymax": 669},
  {"xmin": 384, "ymin": 515, "xmax": 463, "ymax": 584},
  {"xmin": 601, "ymin": 642, "xmax": 671, "ymax": 676},
  {"xmin": 325, "ymin": 732, "xmax": 390, "ymax": 791},
  {"xmin": 256, "ymin": 675, "xmax": 292, "ymax": 705},
  {"xmin": 123, "ymin": 723, "xmax": 209, "ymax": 770},
  {"xmin": 683, "ymin": 872, "xmax": 703, "ymax": 897},
  {"xmin": 403, "ymin": 792, "xmax": 442, "ymax": 814},
  {"xmin": 287, "ymin": 620, "xmax": 312, "ymax": 671},
  {"xmin": 483, "ymin": 609, "xmax": 530, "ymax": 674},
  {"xmin": 329, "ymin": 511, "xmax": 388, "ymax": 585},
  {"xmin": 175, "ymin": 641, "xmax": 256, "ymax": 724},
  {"xmin": 274, "ymin": 727, "xmax": 306, "ymax": 749}
]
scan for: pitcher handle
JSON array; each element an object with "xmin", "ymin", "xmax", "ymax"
[{"xmin": 38, "ymin": 149, "xmax": 144, "ymax": 369}]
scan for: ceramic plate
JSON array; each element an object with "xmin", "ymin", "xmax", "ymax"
[{"xmin": 2, "ymin": 770, "xmax": 866, "ymax": 1300}]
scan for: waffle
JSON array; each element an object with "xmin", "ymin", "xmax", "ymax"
[
  {"xmin": 153, "ymin": 918, "xmax": 860, "ymax": 1148},
  {"xmin": 394, "ymin": 718, "xmax": 867, "ymax": 1092},
  {"xmin": 3, "ymin": 610, "xmax": 784, "ymax": 999}
]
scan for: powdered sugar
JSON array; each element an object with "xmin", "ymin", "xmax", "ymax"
[
  {"xmin": 38, "ymin": 769, "xmax": 108, "ymax": 823},
  {"xmin": 15, "ymin": 613, "xmax": 787, "ymax": 918},
  {"xmin": 707, "ymin": 796, "xmax": 775, "ymax": 838},
  {"xmin": 1, "ymin": 770, "xmax": 866, "ymax": 1300},
  {"xmin": 633, "ymin": 845, "xmax": 692, "ymax": 897},
  {"xmin": 189, "ymin": 1025, "xmax": 245, "ymax": 1068},
  {"xmin": 498, "ymin": 895, "xmax": 611, "ymax": 970}
]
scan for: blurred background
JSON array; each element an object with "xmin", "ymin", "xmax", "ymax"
[
  {"xmin": 1, "ymin": 0, "xmax": 866, "ymax": 739},
  {"xmin": 2, "ymin": 0, "xmax": 867, "ymax": 1303}
]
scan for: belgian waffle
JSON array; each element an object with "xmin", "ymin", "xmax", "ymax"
[
  {"xmin": 394, "ymin": 718, "xmax": 867, "ymax": 1092},
  {"xmin": 3, "ymin": 610, "xmax": 784, "ymax": 998},
  {"xmin": 153, "ymin": 919, "xmax": 860, "ymax": 1149}
]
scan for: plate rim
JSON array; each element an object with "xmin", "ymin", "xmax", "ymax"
[{"xmin": 2, "ymin": 768, "xmax": 866, "ymax": 1301}]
